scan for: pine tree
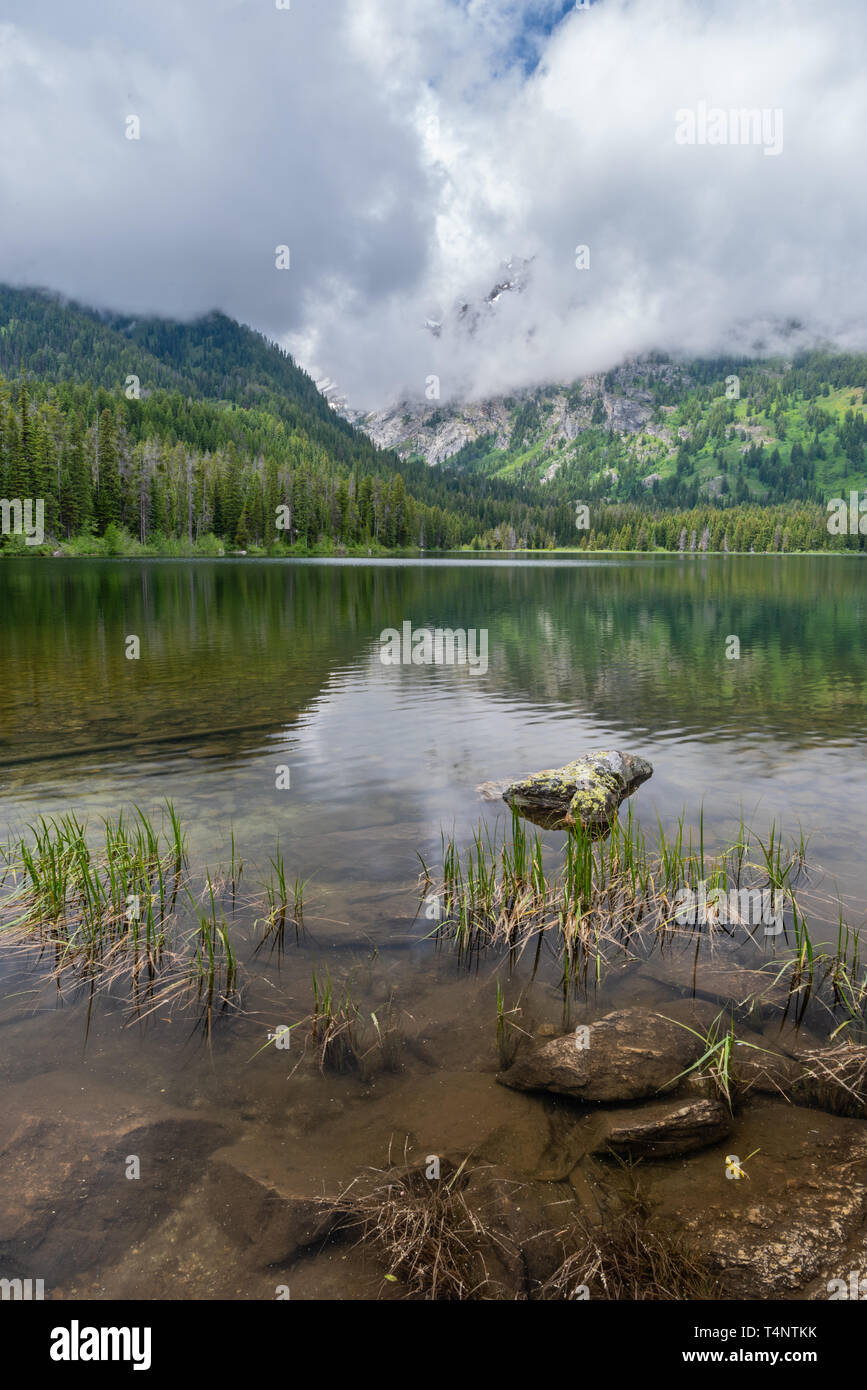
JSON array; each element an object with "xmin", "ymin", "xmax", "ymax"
[
  {"xmin": 222, "ymin": 443, "xmax": 243, "ymax": 541},
  {"xmin": 95, "ymin": 409, "xmax": 122, "ymax": 533},
  {"xmin": 149, "ymin": 468, "xmax": 168, "ymax": 537}
]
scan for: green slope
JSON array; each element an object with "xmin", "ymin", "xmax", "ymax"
[
  {"xmin": 436, "ymin": 353, "xmax": 867, "ymax": 510},
  {"xmin": 0, "ymin": 284, "xmax": 370, "ymax": 471},
  {"xmin": 1, "ymin": 286, "xmax": 865, "ymax": 555},
  {"xmin": 0, "ymin": 285, "xmax": 563, "ymax": 552}
]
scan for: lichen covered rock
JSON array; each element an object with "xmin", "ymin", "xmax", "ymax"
[{"xmin": 502, "ymin": 750, "xmax": 653, "ymax": 833}]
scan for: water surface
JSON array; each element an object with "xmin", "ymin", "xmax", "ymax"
[{"xmin": 1, "ymin": 555, "xmax": 865, "ymax": 1298}]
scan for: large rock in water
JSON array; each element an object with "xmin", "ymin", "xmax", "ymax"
[
  {"xmin": 639, "ymin": 955, "xmax": 793, "ymax": 1013},
  {"xmin": 497, "ymin": 1008, "xmax": 703, "ymax": 1102},
  {"xmin": 594, "ymin": 1098, "xmax": 732, "ymax": 1159},
  {"xmin": 502, "ymin": 750, "xmax": 652, "ymax": 833},
  {"xmin": 533, "ymin": 1096, "xmax": 732, "ymax": 1175}
]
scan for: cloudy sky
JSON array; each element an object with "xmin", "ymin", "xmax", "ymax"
[{"xmin": 0, "ymin": 0, "xmax": 865, "ymax": 408}]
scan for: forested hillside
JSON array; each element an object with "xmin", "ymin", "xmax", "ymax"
[
  {"xmin": 358, "ymin": 351, "xmax": 867, "ymax": 527},
  {"xmin": 0, "ymin": 286, "xmax": 865, "ymax": 555},
  {"xmin": 0, "ymin": 286, "xmax": 557, "ymax": 552}
]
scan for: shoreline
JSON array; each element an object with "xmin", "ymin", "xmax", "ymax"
[{"xmin": 2, "ymin": 543, "xmax": 864, "ymax": 561}]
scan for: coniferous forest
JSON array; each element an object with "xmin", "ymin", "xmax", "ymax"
[{"xmin": 1, "ymin": 285, "xmax": 866, "ymax": 556}]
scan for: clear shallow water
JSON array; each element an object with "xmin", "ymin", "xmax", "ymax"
[
  {"xmin": 2, "ymin": 554, "xmax": 865, "ymax": 909},
  {"xmin": 0, "ymin": 554, "xmax": 865, "ymax": 1298}
]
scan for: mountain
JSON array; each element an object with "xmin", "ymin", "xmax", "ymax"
[
  {"xmin": 1, "ymin": 283, "xmax": 865, "ymax": 556},
  {"xmin": 347, "ymin": 351, "xmax": 867, "ymax": 510},
  {"xmin": 348, "ymin": 357, "xmax": 674, "ymax": 465},
  {"xmin": 0, "ymin": 283, "xmax": 374, "ymax": 470},
  {"xmin": 0, "ymin": 284, "xmax": 566, "ymax": 552}
]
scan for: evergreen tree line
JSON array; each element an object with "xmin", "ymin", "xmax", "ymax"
[
  {"xmin": 0, "ymin": 376, "xmax": 562, "ymax": 551},
  {"xmin": 1, "ymin": 374, "xmax": 865, "ymax": 556},
  {"xmin": 554, "ymin": 502, "xmax": 866, "ymax": 553}
]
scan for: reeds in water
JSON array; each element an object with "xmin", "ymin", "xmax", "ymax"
[
  {"xmin": 328, "ymin": 1156, "xmax": 491, "ymax": 1300},
  {"xmin": 256, "ymin": 845, "xmax": 306, "ymax": 958},
  {"xmin": 423, "ymin": 805, "xmax": 865, "ymax": 1029},
  {"xmin": 539, "ymin": 1172, "xmax": 719, "ymax": 1301},
  {"xmin": 0, "ymin": 803, "xmax": 241, "ymax": 1032},
  {"xmin": 311, "ymin": 966, "xmax": 361, "ymax": 1072}
]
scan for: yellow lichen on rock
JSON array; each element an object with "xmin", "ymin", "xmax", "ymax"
[{"xmin": 502, "ymin": 751, "xmax": 653, "ymax": 834}]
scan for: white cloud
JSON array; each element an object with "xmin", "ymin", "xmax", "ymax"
[{"xmin": 0, "ymin": 0, "xmax": 865, "ymax": 410}]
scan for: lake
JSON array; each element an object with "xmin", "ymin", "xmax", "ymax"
[{"xmin": 1, "ymin": 554, "xmax": 865, "ymax": 1299}]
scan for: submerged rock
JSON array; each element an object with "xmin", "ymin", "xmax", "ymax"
[
  {"xmin": 477, "ymin": 779, "xmax": 512, "ymax": 802},
  {"xmin": 460, "ymin": 1165, "xmax": 579, "ymax": 1295},
  {"xmin": 670, "ymin": 1100, "xmax": 867, "ymax": 1298},
  {"xmin": 594, "ymin": 1098, "xmax": 732, "ymax": 1160},
  {"xmin": 502, "ymin": 751, "xmax": 653, "ymax": 833},
  {"xmin": 534, "ymin": 1094, "xmax": 731, "ymax": 1176},
  {"xmin": 639, "ymin": 955, "xmax": 793, "ymax": 1013},
  {"xmin": 206, "ymin": 1147, "xmax": 338, "ymax": 1266},
  {"xmin": 0, "ymin": 1074, "xmax": 229, "ymax": 1281},
  {"xmin": 496, "ymin": 1007, "xmax": 701, "ymax": 1102}
]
